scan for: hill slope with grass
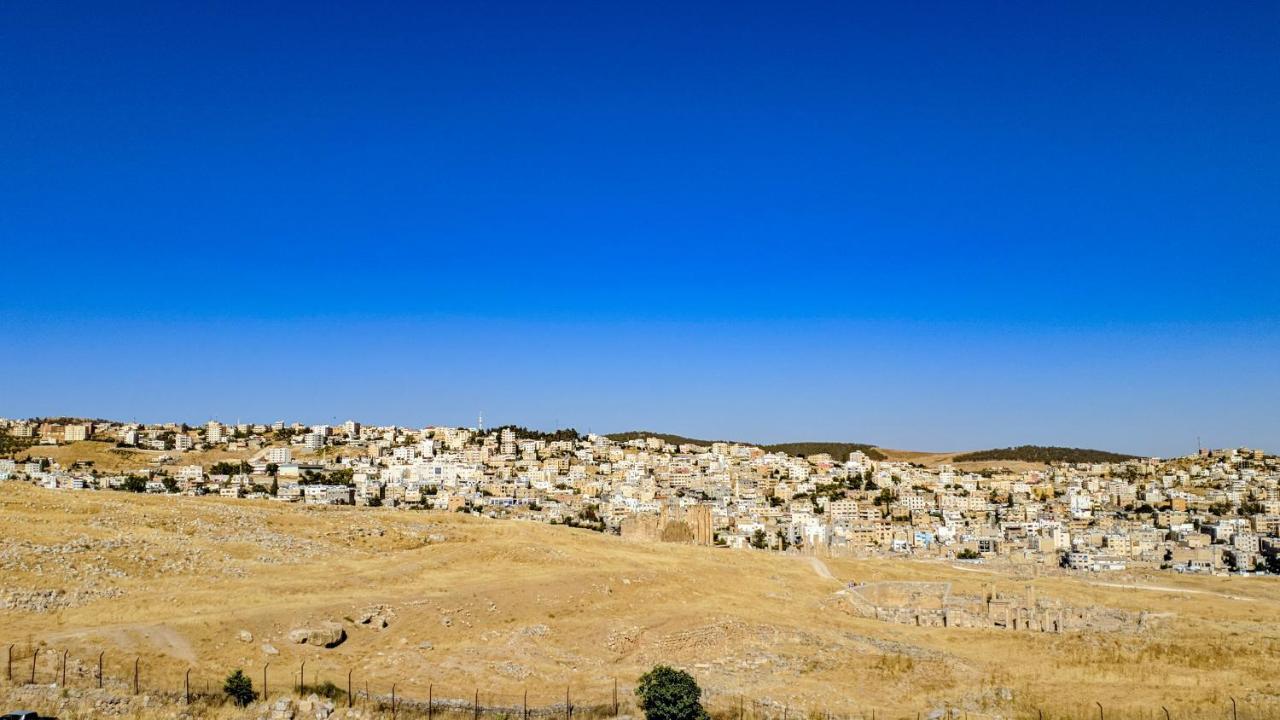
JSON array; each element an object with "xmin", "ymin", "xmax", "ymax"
[
  {"xmin": 0, "ymin": 484, "xmax": 1274, "ymax": 719},
  {"xmin": 604, "ymin": 433, "xmax": 886, "ymax": 460}
]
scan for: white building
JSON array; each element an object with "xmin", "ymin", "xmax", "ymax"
[{"xmin": 64, "ymin": 424, "xmax": 90, "ymax": 442}]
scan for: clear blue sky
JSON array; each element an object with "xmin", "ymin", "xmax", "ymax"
[{"xmin": 2, "ymin": 1, "xmax": 1277, "ymax": 456}]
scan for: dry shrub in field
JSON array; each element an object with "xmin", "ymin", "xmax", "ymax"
[{"xmin": 872, "ymin": 653, "xmax": 914, "ymax": 676}]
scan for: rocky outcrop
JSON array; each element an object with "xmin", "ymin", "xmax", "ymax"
[{"xmin": 287, "ymin": 621, "xmax": 346, "ymax": 647}]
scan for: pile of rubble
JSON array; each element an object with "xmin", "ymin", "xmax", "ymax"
[{"xmin": 0, "ymin": 586, "xmax": 125, "ymax": 612}]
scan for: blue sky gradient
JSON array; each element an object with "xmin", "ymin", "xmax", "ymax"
[{"xmin": 2, "ymin": 1, "xmax": 1277, "ymax": 455}]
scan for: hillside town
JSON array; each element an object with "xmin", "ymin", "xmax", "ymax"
[{"xmin": 2, "ymin": 417, "xmax": 1278, "ymax": 576}]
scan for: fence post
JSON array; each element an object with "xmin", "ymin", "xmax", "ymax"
[
  {"xmin": 30, "ymin": 648, "xmax": 38, "ymax": 684},
  {"xmin": 1096, "ymin": 701, "xmax": 1104, "ymax": 720},
  {"xmin": 133, "ymin": 657, "xmax": 139, "ymax": 695},
  {"xmin": 475, "ymin": 688, "xmax": 480, "ymax": 720},
  {"xmin": 1230, "ymin": 697, "xmax": 1237, "ymax": 720},
  {"xmin": 98, "ymin": 652, "xmax": 104, "ymax": 689},
  {"xmin": 348, "ymin": 669, "xmax": 353, "ymax": 708},
  {"xmin": 264, "ymin": 663, "xmax": 270, "ymax": 700},
  {"xmin": 1161, "ymin": 707, "xmax": 1170, "ymax": 720},
  {"xmin": 185, "ymin": 668, "xmax": 191, "ymax": 704},
  {"xmin": 61, "ymin": 650, "xmax": 68, "ymax": 687},
  {"xmin": 391, "ymin": 683, "xmax": 398, "ymax": 720},
  {"xmin": 566, "ymin": 685, "xmax": 572, "ymax": 720},
  {"xmin": 523, "ymin": 688, "xmax": 528, "ymax": 720},
  {"xmin": 298, "ymin": 661, "xmax": 306, "ymax": 695},
  {"xmin": 7, "ymin": 644, "xmax": 12, "ymax": 682},
  {"xmin": 614, "ymin": 677, "xmax": 619, "ymax": 717},
  {"xmin": 429, "ymin": 684, "xmax": 434, "ymax": 720}
]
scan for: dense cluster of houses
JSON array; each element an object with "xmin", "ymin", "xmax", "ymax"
[{"xmin": 3, "ymin": 417, "xmax": 1278, "ymax": 575}]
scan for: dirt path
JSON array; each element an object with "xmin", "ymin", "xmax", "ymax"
[
  {"xmin": 809, "ymin": 556, "xmax": 837, "ymax": 581},
  {"xmin": 44, "ymin": 622, "xmax": 200, "ymax": 663}
]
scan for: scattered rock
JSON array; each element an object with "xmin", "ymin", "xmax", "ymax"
[
  {"xmin": 238, "ymin": 629, "xmax": 254, "ymax": 643},
  {"xmin": 262, "ymin": 643, "xmax": 279, "ymax": 656},
  {"xmin": 357, "ymin": 604, "xmax": 395, "ymax": 629},
  {"xmin": 493, "ymin": 660, "xmax": 531, "ymax": 680}
]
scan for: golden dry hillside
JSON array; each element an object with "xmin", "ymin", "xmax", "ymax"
[{"xmin": 1, "ymin": 483, "xmax": 1278, "ymax": 719}]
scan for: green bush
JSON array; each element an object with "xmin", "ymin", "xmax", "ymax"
[
  {"xmin": 635, "ymin": 665, "xmax": 707, "ymax": 720},
  {"xmin": 224, "ymin": 668, "xmax": 257, "ymax": 707},
  {"xmin": 301, "ymin": 680, "xmax": 345, "ymax": 701}
]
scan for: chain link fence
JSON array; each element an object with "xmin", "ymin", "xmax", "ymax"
[{"xmin": 4, "ymin": 642, "xmax": 1276, "ymax": 719}]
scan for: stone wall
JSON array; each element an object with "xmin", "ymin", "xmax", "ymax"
[{"xmin": 840, "ymin": 581, "xmax": 1170, "ymax": 634}]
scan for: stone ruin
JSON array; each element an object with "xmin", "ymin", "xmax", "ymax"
[
  {"xmin": 620, "ymin": 504, "xmax": 714, "ymax": 546},
  {"xmin": 840, "ymin": 581, "xmax": 1171, "ymax": 634}
]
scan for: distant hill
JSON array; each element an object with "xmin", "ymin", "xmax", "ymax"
[
  {"xmin": 952, "ymin": 445, "xmax": 1140, "ymax": 464},
  {"xmin": 605, "ymin": 431, "xmax": 733, "ymax": 447},
  {"xmin": 604, "ymin": 432, "xmax": 886, "ymax": 461},
  {"xmin": 760, "ymin": 442, "xmax": 886, "ymax": 461}
]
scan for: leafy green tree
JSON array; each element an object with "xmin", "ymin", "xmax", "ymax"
[
  {"xmin": 223, "ymin": 668, "xmax": 257, "ymax": 707},
  {"xmin": 121, "ymin": 475, "xmax": 147, "ymax": 493},
  {"xmin": 635, "ymin": 665, "xmax": 707, "ymax": 720},
  {"xmin": 749, "ymin": 528, "xmax": 768, "ymax": 549}
]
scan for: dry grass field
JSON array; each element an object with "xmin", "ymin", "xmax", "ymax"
[{"xmin": 1, "ymin": 483, "xmax": 1278, "ymax": 719}]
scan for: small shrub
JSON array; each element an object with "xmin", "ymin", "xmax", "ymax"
[
  {"xmin": 301, "ymin": 680, "xmax": 346, "ymax": 701},
  {"xmin": 224, "ymin": 668, "xmax": 257, "ymax": 707}
]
